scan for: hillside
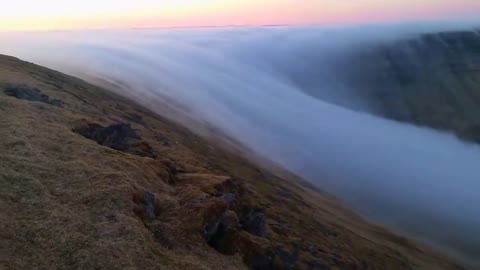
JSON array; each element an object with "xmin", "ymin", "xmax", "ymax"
[
  {"xmin": 367, "ymin": 30, "xmax": 480, "ymax": 143},
  {"xmin": 0, "ymin": 54, "xmax": 466, "ymax": 269},
  {"xmin": 308, "ymin": 29, "xmax": 480, "ymax": 143}
]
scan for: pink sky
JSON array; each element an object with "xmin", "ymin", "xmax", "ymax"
[{"xmin": 1, "ymin": 0, "xmax": 480, "ymax": 31}]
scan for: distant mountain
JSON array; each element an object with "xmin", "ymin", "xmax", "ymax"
[
  {"xmin": 307, "ymin": 28, "xmax": 480, "ymax": 143},
  {"xmin": 369, "ymin": 29, "xmax": 480, "ymax": 141}
]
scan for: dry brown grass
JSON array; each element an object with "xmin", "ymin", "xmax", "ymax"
[{"xmin": 0, "ymin": 55, "xmax": 466, "ymax": 269}]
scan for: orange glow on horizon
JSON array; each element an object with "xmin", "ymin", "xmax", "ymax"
[{"xmin": 1, "ymin": 0, "xmax": 480, "ymax": 31}]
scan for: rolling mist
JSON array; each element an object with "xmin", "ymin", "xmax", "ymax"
[{"xmin": 1, "ymin": 23, "xmax": 480, "ymax": 264}]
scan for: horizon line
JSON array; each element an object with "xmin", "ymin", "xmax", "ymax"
[{"xmin": 1, "ymin": 18, "xmax": 479, "ymax": 34}]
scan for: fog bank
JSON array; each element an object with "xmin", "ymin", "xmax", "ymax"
[{"xmin": 1, "ymin": 24, "xmax": 480, "ymax": 263}]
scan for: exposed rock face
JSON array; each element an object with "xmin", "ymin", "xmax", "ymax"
[
  {"xmin": 4, "ymin": 84, "xmax": 64, "ymax": 107},
  {"xmin": 73, "ymin": 122, "xmax": 156, "ymax": 157}
]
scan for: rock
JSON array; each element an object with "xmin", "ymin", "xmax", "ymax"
[
  {"xmin": 74, "ymin": 122, "xmax": 139, "ymax": 151},
  {"xmin": 241, "ymin": 207, "xmax": 266, "ymax": 237},
  {"xmin": 222, "ymin": 193, "xmax": 236, "ymax": 207},
  {"xmin": 4, "ymin": 84, "xmax": 64, "ymax": 107},
  {"xmin": 212, "ymin": 178, "xmax": 266, "ymax": 237},
  {"xmin": 4, "ymin": 85, "xmax": 48, "ymax": 102},
  {"xmin": 144, "ymin": 191, "xmax": 157, "ymax": 220},
  {"xmin": 73, "ymin": 122, "xmax": 156, "ymax": 157},
  {"xmin": 204, "ymin": 210, "xmax": 240, "ymax": 255},
  {"xmin": 204, "ymin": 218, "xmax": 221, "ymax": 242},
  {"xmin": 132, "ymin": 190, "xmax": 160, "ymax": 221}
]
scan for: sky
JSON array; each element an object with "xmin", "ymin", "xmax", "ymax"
[{"xmin": 1, "ymin": 0, "xmax": 480, "ymax": 31}]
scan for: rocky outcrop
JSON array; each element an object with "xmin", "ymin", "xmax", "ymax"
[
  {"xmin": 73, "ymin": 122, "xmax": 156, "ymax": 157},
  {"xmin": 204, "ymin": 210, "xmax": 241, "ymax": 255},
  {"xmin": 4, "ymin": 84, "xmax": 64, "ymax": 107},
  {"xmin": 201, "ymin": 178, "xmax": 283, "ymax": 268}
]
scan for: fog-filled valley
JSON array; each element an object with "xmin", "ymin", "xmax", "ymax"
[{"xmin": 1, "ymin": 23, "xmax": 480, "ymax": 264}]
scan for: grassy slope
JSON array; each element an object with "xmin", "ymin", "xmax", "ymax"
[
  {"xmin": 385, "ymin": 31, "xmax": 480, "ymax": 142},
  {"xmin": 0, "ymin": 55, "xmax": 465, "ymax": 269},
  {"xmin": 349, "ymin": 30, "xmax": 480, "ymax": 142}
]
